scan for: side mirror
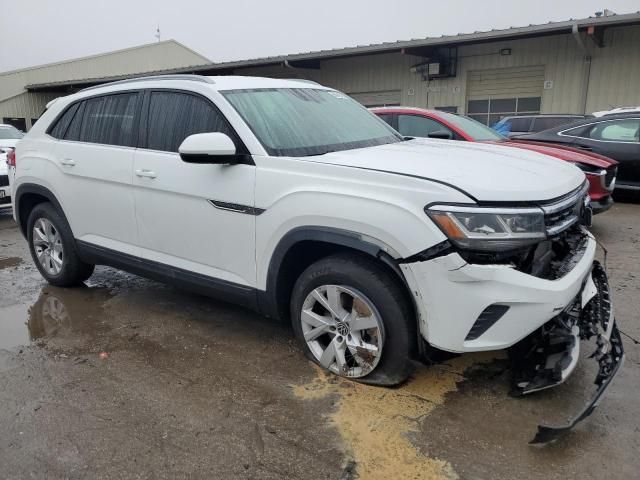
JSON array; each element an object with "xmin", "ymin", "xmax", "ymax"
[
  {"xmin": 427, "ymin": 130, "xmax": 453, "ymax": 140},
  {"xmin": 178, "ymin": 132, "xmax": 238, "ymax": 164}
]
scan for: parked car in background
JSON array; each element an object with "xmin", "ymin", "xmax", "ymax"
[
  {"xmin": 516, "ymin": 113, "xmax": 640, "ymax": 192},
  {"xmin": 0, "ymin": 124, "xmax": 23, "ymax": 209},
  {"xmin": 592, "ymin": 106, "xmax": 640, "ymax": 117},
  {"xmin": 492, "ymin": 114, "xmax": 588, "ymax": 137},
  {"xmin": 372, "ymin": 107, "xmax": 618, "ymax": 213}
]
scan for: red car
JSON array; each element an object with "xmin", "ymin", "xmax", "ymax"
[{"xmin": 372, "ymin": 107, "xmax": 618, "ymax": 214}]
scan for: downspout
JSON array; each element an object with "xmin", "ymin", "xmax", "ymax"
[{"xmin": 572, "ymin": 23, "xmax": 592, "ymax": 115}]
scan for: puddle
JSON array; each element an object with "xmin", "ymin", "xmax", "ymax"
[
  {"xmin": 0, "ymin": 286, "xmax": 114, "ymax": 351},
  {"xmin": 0, "ymin": 256, "xmax": 22, "ymax": 269},
  {"xmin": 0, "ymin": 304, "xmax": 30, "ymax": 350},
  {"xmin": 293, "ymin": 353, "xmax": 501, "ymax": 480}
]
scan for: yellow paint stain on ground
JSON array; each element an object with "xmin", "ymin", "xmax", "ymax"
[{"xmin": 293, "ymin": 352, "xmax": 501, "ymax": 480}]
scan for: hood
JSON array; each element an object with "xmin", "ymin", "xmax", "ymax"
[
  {"xmin": 306, "ymin": 138, "xmax": 585, "ymax": 202},
  {"xmin": 503, "ymin": 140, "xmax": 617, "ymax": 169}
]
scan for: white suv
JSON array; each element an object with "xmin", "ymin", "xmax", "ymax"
[{"xmin": 11, "ymin": 75, "xmax": 623, "ymax": 442}]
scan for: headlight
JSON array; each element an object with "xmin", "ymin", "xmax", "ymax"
[{"xmin": 426, "ymin": 205, "xmax": 545, "ymax": 251}]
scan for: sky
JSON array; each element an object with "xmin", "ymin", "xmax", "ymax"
[{"xmin": 1, "ymin": 0, "xmax": 639, "ymax": 72}]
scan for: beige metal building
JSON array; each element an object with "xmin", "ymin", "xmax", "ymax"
[
  {"xmin": 2, "ymin": 11, "xmax": 640, "ymax": 130},
  {"xmin": 0, "ymin": 40, "xmax": 211, "ymax": 131}
]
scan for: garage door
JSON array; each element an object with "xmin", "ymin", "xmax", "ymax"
[
  {"xmin": 466, "ymin": 66, "xmax": 544, "ymax": 125},
  {"xmin": 349, "ymin": 90, "xmax": 401, "ymax": 107}
]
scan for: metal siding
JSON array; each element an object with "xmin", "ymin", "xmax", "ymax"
[
  {"xmin": 0, "ymin": 92, "xmax": 59, "ymax": 129},
  {"xmin": 586, "ymin": 25, "xmax": 640, "ymax": 113}
]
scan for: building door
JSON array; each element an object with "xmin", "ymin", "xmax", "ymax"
[{"xmin": 466, "ymin": 66, "xmax": 544, "ymax": 126}]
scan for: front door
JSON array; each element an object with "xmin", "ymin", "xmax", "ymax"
[{"xmin": 132, "ymin": 90, "xmax": 256, "ymax": 288}]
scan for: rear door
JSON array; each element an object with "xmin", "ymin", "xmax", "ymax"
[
  {"xmin": 132, "ymin": 90, "xmax": 256, "ymax": 287},
  {"xmin": 49, "ymin": 91, "xmax": 141, "ymax": 255},
  {"xmin": 562, "ymin": 118, "xmax": 640, "ymax": 188}
]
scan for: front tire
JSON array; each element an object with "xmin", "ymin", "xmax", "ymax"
[
  {"xmin": 27, "ymin": 203, "xmax": 94, "ymax": 287},
  {"xmin": 291, "ymin": 253, "xmax": 415, "ymax": 386}
]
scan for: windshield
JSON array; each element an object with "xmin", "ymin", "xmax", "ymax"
[
  {"xmin": 438, "ymin": 112, "xmax": 505, "ymax": 141},
  {"xmin": 0, "ymin": 125, "xmax": 24, "ymax": 140},
  {"xmin": 222, "ymin": 88, "xmax": 401, "ymax": 156}
]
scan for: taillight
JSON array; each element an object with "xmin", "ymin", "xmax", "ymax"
[{"xmin": 7, "ymin": 148, "xmax": 16, "ymax": 167}]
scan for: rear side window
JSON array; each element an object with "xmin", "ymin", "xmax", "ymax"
[
  {"xmin": 49, "ymin": 103, "xmax": 80, "ymax": 139},
  {"xmin": 588, "ymin": 119, "xmax": 640, "ymax": 142},
  {"xmin": 145, "ymin": 91, "xmax": 237, "ymax": 153},
  {"xmin": 532, "ymin": 117, "xmax": 579, "ymax": 132},
  {"xmin": 505, "ymin": 117, "xmax": 533, "ymax": 133},
  {"xmin": 79, "ymin": 93, "xmax": 140, "ymax": 147}
]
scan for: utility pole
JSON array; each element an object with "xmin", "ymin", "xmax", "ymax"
[{"xmin": 155, "ymin": 25, "xmax": 161, "ymax": 42}]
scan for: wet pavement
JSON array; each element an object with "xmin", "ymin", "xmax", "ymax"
[{"xmin": 0, "ymin": 203, "xmax": 639, "ymax": 479}]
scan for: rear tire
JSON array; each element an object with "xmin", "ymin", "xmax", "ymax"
[
  {"xmin": 291, "ymin": 253, "xmax": 415, "ymax": 386},
  {"xmin": 27, "ymin": 203, "xmax": 94, "ymax": 287}
]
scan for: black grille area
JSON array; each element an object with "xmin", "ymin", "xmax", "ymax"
[
  {"xmin": 604, "ymin": 166, "xmax": 617, "ymax": 189},
  {"xmin": 0, "ymin": 175, "xmax": 8, "ymax": 187},
  {"xmin": 466, "ymin": 305, "xmax": 510, "ymax": 341},
  {"xmin": 542, "ymin": 182, "xmax": 588, "ymax": 237}
]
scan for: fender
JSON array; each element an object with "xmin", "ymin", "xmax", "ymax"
[
  {"xmin": 260, "ymin": 225, "xmax": 413, "ymax": 316},
  {"xmin": 14, "ymin": 183, "xmax": 66, "ymax": 237}
]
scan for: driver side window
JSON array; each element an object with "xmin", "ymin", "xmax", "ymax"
[{"xmin": 397, "ymin": 115, "xmax": 451, "ymax": 138}]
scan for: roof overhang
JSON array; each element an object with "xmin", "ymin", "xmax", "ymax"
[{"xmin": 24, "ymin": 11, "xmax": 640, "ymax": 93}]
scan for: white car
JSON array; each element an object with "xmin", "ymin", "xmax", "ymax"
[
  {"xmin": 0, "ymin": 124, "xmax": 23, "ymax": 209},
  {"xmin": 11, "ymin": 75, "xmax": 623, "ymax": 443}
]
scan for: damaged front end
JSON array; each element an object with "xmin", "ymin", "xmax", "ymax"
[{"xmin": 509, "ymin": 261, "xmax": 625, "ymax": 445}]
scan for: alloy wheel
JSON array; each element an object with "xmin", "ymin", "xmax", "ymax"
[
  {"xmin": 32, "ymin": 218, "xmax": 64, "ymax": 276},
  {"xmin": 300, "ymin": 285, "xmax": 384, "ymax": 378}
]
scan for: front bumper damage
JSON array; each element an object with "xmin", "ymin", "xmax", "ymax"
[{"xmin": 510, "ymin": 261, "xmax": 625, "ymax": 445}]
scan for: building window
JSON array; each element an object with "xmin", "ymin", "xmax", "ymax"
[
  {"xmin": 2, "ymin": 117, "xmax": 27, "ymax": 132},
  {"xmin": 435, "ymin": 106, "xmax": 458, "ymax": 114},
  {"xmin": 467, "ymin": 97, "xmax": 541, "ymax": 126}
]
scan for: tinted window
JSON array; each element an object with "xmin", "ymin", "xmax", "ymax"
[
  {"xmin": 397, "ymin": 115, "xmax": 447, "ymax": 137},
  {"xmin": 146, "ymin": 92, "xmax": 236, "ymax": 153},
  {"xmin": 78, "ymin": 93, "xmax": 139, "ymax": 147},
  {"xmin": 532, "ymin": 117, "xmax": 580, "ymax": 132},
  {"xmin": 588, "ymin": 119, "xmax": 640, "ymax": 142},
  {"xmin": 65, "ymin": 102, "xmax": 85, "ymax": 141},
  {"xmin": 49, "ymin": 103, "xmax": 80, "ymax": 139},
  {"xmin": 377, "ymin": 113, "xmax": 393, "ymax": 127},
  {"xmin": 505, "ymin": 117, "xmax": 533, "ymax": 132}
]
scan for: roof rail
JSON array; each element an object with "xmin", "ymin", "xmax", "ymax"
[
  {"xmin": 80, "ymin": 74, "xmax": 214, "ymax": 92},
  {"xmin": 289, "ymin": 78, "xmax": 321, "ymax": 86}
]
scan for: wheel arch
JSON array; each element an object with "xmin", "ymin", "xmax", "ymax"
[
  {"xmin": 15, "ymin": 183, "xmax": 66, "ymax": 238},
  {"xmin": 260, "ymin": 226, "xmax": 422, "ymax": 354}
]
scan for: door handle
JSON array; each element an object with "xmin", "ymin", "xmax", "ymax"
[
  {"xmin": 60, "ymin": 159, "xmax": 76, "ymax": 166},
  {"xmin": 135, "ymin": 169, "xmax": 157, "ymax": 179}
]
